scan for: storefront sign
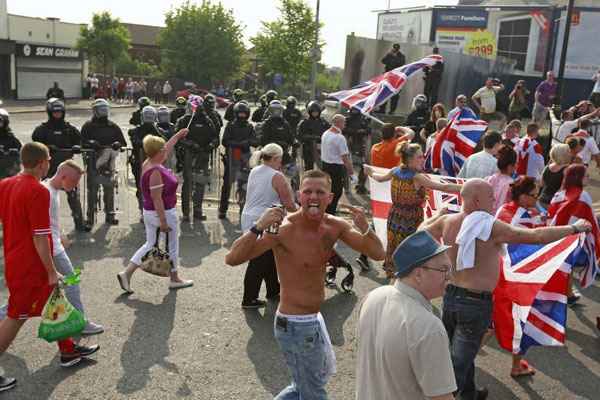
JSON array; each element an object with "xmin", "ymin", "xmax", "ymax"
[
  {"xmin": 464, "ymin": 30, "xmax": 497, "ymax": 59},
  {"xmin": 435, "ymin": 9, "xmax": 488, "ymax": 29},
  {"xmin": 17, "ymin": 44, "xmax": 80, "ymax": 59}
]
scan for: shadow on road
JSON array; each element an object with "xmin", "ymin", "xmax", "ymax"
[
  {"xmin": 115, "ymin": 291, "xmax": 180, "ymax": 395},
  {"xmin": 321, "ymin": 290, "xmax": 358, "ymax": 347},
  {"xmin": 179, "ymin": 222, "xmax": 221, "ymax": 268},
  {"xmin": 244, "ymin": 308, "xmax": 287, "ymax": 396},
  {"xmin": 476, "ymin": 368, "xmax": 520, "ymax": 400}
]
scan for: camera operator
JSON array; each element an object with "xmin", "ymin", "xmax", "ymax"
[{"xmin": 508, "ymin": 80, "xmax": 530, "ymax": 121}]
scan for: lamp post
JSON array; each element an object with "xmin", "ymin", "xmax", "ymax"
[
  {"xmin": 556, "ymin": 0, "xmax": 575, "ymax": 103},
  {"xmin": 310, "ymin": 0, "xmax": 321, "ymax": 100}
]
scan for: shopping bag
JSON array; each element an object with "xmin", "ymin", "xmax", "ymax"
[
  {"xmin": 140, "ymin": 228, "xmax": 172, "ymax": 277},
  {"xmin": 38, "ymin": 286, "xmax": 86, "ymax": 342}
]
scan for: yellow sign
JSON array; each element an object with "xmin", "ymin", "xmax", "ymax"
[{"xmin": 465, "ymin": 30, "xmax": 497, "ymax": 59}]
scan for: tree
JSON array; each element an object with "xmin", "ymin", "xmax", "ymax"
[
  {"xmin": 116, "ymin": 54, "xmax": 160, "ymax": 78},
  {"xmin": 77, "ymin": 12, "xmax": 131, "ymax": 76},
  {"xmin": 251, "ymin": 0, "xmax": 323, "ymax": 91},
  {"xmin": 159, "ymin": 1, "xmax": 245, "ymax": 86}
]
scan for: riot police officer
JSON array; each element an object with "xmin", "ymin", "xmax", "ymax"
[
  {"xmin": 204, "ymin": 93, "xmax": 224, "ymax": 132},
  {"xmin": 81, "ymin": 99, "xmax": 127, "ymax": 226},
  {"xmin": 283, "ymin": 96, "xmax": 302, "ymax": 135},
  {"xmin": 157, "ymin": 106, "xmax": 174, "ymax": 138},
  {"xmin": 129, "ymin": 96, "xmax": 152, "ymax": 126},
  {"xmin": 218, "ymin": 102, "xmax": 258, "ymax": 219},
  {"xmin": 251, "ymin": 95, "xmax": 268, "ymax": 123},
  {"xmin": 32, "ymin": 98, "xmax": 89, "ymax": 231},
  {"xmin": 224, "ymin": 89, "xmax": 244, "ymax": 122},
  {"xmin": 406, "ymin": 94, "xmax": 430, "ymax": 150},
  {"xmin": 170, "ymin": 96, "xmax": 187, "ymax": 124},
  {"xmin": 260, "ymin": 90, "xmax": 280, "ymax": 121},
  {"xmin": 0, "ymin": 109, "xmax": 22, "ymax": 179},
  {"xmin": 297, "ymin": 101, "xmax": 330, "ymax": 170},
  {"xmin": 343, "ymin": 107, "xmax": 371, "ymax": 194},
  {"xmin": 175, "ymin": 96, "xmax": 219, "ymax": 221},
  {"xmin": 261, "ymin": 100, "xmax": 294, "ymax": 162},
  {"xmin": 129, "ymin": 106, "xmax": 165, "ymax": 213}
]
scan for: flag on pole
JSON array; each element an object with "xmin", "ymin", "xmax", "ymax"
[
  {"xmin": 424, "ymin": 110, "xmax": 488, "ymax": 176},
  {"xmin": 327, "ymin": 54, "xmax": 443, "ymax": 114}
]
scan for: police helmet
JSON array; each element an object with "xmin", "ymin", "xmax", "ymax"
[
  {"xmin": 141, "ymin": 106, "xmax": 157, "ymax": 124},
  {"xmin": 46, "ymin": 97, "xmax": 66, "ymax": 118},
  {"xmin": 157, "ymin": 106, "xmax": 170, "ymax": 124},
  {"xmin": 259, "ymin": 95, "xmax": 267, "ymax": 107},
  {"xmin": 232, "ymin": 89, "xmax": 244, "ymax": 102},
  {"xmin": 137, "ymin": 96, "xmax": 151, "ymax": 109},
  {"xmin": 0, "ymin": 108, "xmax": 9, "ymax": 129},
  {"xmin": 307, "ymin": 100, "xmax": 322, "ymax": 115},
  {"xmin": 233, "ymin": 101, "xmax": 250, "ymax": 120},
  {"xmin": 265, "ymin": 90, "xmax": 278, "ymax": 103},
  {"xmin": 92, "ymin": 98, "xmax": 110, "ymax": 119},
  {"xmin": 286, "ymin": 96, "xmax": 297, "ymax": 109},
  {"xmin": 175, "ymin": 96, "xmax": 187, "ymax": 108},
  {"xmin": 412, "ymin": 94, "xmax": 428, "ymax": 110},
  {"xmin": 268, "ymin": 100, "xmax": 284, "ymax": 118},
  {"xmin": 204, "ymin": 94, "xmax": 216, "ymax": 109}
]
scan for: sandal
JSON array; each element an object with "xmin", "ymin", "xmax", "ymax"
[{"xmin": 511, "ymin": 359, "xmax": 536, "ymax": 378}]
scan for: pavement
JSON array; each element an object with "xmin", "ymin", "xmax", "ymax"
[
  {"xmin": 1, "ymin": 108, "xmax": 600, "ymax": 399},
  {"xmin": 2, "ymin": 99, "xmax": 138, "ymax": 114}
]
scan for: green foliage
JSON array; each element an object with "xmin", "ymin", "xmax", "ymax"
[
  {"xmin": 251, "ymin": 0, "xmax": 323, "ymax": 87},
  {"xmin": 77, "ymin": 12, "xmax": 130, "ymax": 75},
  {"xmin": 316, "ymin": 68, "xmax": 342, "ymax": 93},
  {"xmin": 159, "ymin": 0, "xmax": 245, "ymax": 86},
  {"xmin": 116, "ymin": 55, "xmax": 160, "ymax": 78}
]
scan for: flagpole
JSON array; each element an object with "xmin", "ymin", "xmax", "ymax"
[{"xmin": 363, "ymin": 113, "xmax": 385, "ymax": 126}]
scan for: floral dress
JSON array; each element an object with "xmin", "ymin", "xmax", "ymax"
[{"xmin": 383, "ymin": 167, "xmax": 427, "ymax": 276}]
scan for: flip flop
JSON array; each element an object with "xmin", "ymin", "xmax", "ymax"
[{"xmin": 511, "ymin": 359, "xmax": 536, "ymax": 378}]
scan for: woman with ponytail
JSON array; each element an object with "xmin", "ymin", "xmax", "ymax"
[{"xmin": 364, "ymin": 141, "xmax": 462, "ymax": 279}]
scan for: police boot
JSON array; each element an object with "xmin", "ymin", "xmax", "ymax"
[
  {"xmin": 105, "ymin": 213, "xmax": 119, "ymax": 225},
  {"xmin": 193, "ymin": 184, "xmax": 207, "ymax": 221},
  {"xmin": 74, "ymin": 218, "xmax": 92, "ymax": 232}
]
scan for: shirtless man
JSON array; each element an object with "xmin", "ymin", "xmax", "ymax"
[
  {"xmin": 226, "ymin": 169, "xmax": 385, "ymax": 399},
  {"xmin": 421, "ymin": 179, "xmax": 591, "ymax": 400}
]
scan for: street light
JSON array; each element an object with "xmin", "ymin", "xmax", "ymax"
[{"xmin": 310, "ymin": 0, "xmax": 321, "ymax": 100}]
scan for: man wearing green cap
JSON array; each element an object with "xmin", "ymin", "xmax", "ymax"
[{"xmin": 356, "ymin": 230, "xmax": 457, "ymax": 400}]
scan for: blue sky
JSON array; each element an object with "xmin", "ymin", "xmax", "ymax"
[{"xmin": 8, "ymin": 0, "xmax": 453, "ymax": 67}]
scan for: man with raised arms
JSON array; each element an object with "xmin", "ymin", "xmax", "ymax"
[{"xmin": 226, "ymin": 169, "xmax": 385, "ymax": 399}]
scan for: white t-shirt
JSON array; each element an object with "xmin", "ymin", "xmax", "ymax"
[
  {"xmin": 593, "ymin": 72, "xmax": 600, "ymax": 93},
  {"xmin": 90, "ymin": 77, "xmax": 99, "ymax": 89},
  {"xmin": 474, "ymin": 86, "xmax": 500, "ymax": 114},
  {"xmin": 556, "ymin": 120, "xmax": 578, "ymax": 142},
  {"xmin": 43, "ymin": 181, "xmax": 65, "ymax": 256},
  {"xmin": 579, "ymin": 136, "xmax": 600, "ymax": 165},
  {"xmin": 320, "ymin": 127, "xmax": 349, "ymax": 165}
]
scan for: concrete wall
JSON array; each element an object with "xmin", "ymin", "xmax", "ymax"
[
  {"xmin": 8, "ymin": 15, "xmax": 83, "ymax": 47},
  {"xmin": 0, "ymin": 0, "xmax": 7, "ymax": 39}
]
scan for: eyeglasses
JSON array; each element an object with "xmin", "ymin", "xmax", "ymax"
[{"xmin": 420, "ymin": 265, "xmax": 450, "ymax": 275}]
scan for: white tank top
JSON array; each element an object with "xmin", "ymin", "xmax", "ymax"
[{"xmin": 241, "ymin": 164, "xmax": 282, "ymax": 232}]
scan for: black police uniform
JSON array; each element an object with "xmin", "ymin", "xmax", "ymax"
[
  {"xmin": 175, "ymin": 112, "xmax": 218, "ymax": 219},
  {"xmin": 0, "ymin": 128, "xmax": 21, "ymax": 179},
  {"xmin": 261, "ymin": 117, "xmax": 294, "ymax": 164},
  {"xmin": 406, "ymin": 108, "xmax": 430, "ymax": 151},
  {"xmin": 128, "ymin": 123, "xmax": 166, "ymax": 211},
  {"xmin": 46, "ymin": 87, "xmax": 65, "ymax": 101},
  {"xmin": 218, "ymin": 119, "xmax": 258, "ymax": 216},
  {"xmin": 157, "ymin": 121, "xmax": 175, "ymax": 139},
  {"xmin": 379, "ymin": 50, "xmax": 406, "ymax": 114},
  {"xmin": 343, "ymin": 113, "xmax": 371, "ymax": 191},
  {"xmin": 129, "ymin": 109, "xmax": 142, "ymax": 126},
  {"xmin": 206, "ymin": 109, "xmax": 224, "ymax": 132},
  {"xmin": 424, "ymin": 61, "xmax": 444, "ymax": 106},
  {"xmin": 32, "ymin": 117, "xmax": 86, "ymax": 228},
  {"xmin": 81, "ymin": 116, "xmax": 127, "ymax": 225},
  {"xmin": 283, "ymin": 106, "xmax": 303, "ymax": 135},
  {"xmin": 224, "ymin": 103, "xmax": 236, "ymax": 123},
  {"xmin": 170, "ymin": 107, "xmax": 186, "ymax": 125},
  {"xmin": 297, "ymin": 115, "xmax": 330, "ymax": 170},
  {"xmin": 251, "ymin": 105, "xmax": 267, "ymax": 123}
]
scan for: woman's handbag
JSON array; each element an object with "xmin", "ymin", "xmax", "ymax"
[{"xmin": 140, "ymin": 228, "xmax": 172, "ymax": 277}]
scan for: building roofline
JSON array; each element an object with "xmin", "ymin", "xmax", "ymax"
[
  {"xmin": 7, "ymin": 13, "xmax": 86, "ymax": 27},
  {"xmin": 372, "ymin": 4, "xmax": 566, "ymax": 14}
]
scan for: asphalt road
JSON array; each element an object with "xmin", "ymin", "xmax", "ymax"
[{"xmin": 1, "ymin": 108, "xmax": 600, "ymax": 399}]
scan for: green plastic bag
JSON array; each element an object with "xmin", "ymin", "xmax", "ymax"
[{"xmin": 38, "ymin": 286, "xmax": 85, "ymax": 342}]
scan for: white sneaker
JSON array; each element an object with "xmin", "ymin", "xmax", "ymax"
[
  {"xmin": 169, "ymin": 280, "xmax": 193, "ymax": 290},
  {"xmin": 81, "ymin": 321, "xmax": 105, "ymax": 336},
  {"xmin": 117, "ymin": 272, "xmax": 133, "ymax": 294}
]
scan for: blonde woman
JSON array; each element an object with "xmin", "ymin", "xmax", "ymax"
[
  {"xmin": 118, "ymin": 129, "xmax": 193, "ymax": 293},
  {"xmin": 538, "ymin": 144, "xmax": 572, "ymax": 209}
]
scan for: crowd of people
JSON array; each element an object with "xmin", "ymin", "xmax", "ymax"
[
  {"xmin": 1, "ymin": 62, "xmax": 600, "ymax": 399},
  {"xmin": 82, "ymin": 74, "xmax": 173, "ymax": 104}
]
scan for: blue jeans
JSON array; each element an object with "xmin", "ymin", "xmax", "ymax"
[
  {"xmin": 274, "ymin": 315, "xmax": 330, "ymax": 400},
  {"xmin": 442, "ymin": 285, "xmax": 493, "ymax": 400}
]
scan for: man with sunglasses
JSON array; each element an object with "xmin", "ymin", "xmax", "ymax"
[
  {"xmin": 448, "ymin": 95, "xmax": 476, "ymax": 120},
  {"xmin": 356, "ymin": 230, "xmax": 457, "ymax": 400}
]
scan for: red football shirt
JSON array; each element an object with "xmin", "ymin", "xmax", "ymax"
[{"xmin": 0, "ymin": 174, "xmax": 52, "ymax": 290}]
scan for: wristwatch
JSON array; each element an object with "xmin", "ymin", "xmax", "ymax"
[{"xmin": 250, "ymin": 225, "xmax": 264, "ymax": 236}]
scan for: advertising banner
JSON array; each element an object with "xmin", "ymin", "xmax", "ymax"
[
  {"xmin": 434, "ymin": 9, "xmax": 495, "ymax": 59},
  {"xmin": 553, "ymin": 10, "xmax": 600, "ymax": 79},
  {"xmin": 377, "ymin": 11, "xmax": 431, "ymax": 44}
]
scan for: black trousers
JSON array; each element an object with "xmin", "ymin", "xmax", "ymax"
[
  {"xmin": 378, "ymin": 93, "xmax": 400, "ymax": 114},
  {"xmin": 243, "ymin": 250, "xmax": 279, "ymax": 303},
  {"xmin": 321, "ymin": 162, "xmax": 345, "ymax": 215}
]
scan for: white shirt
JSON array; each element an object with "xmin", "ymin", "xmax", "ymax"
[
  {"xmin": 579, "ymin": 135, "xmax": 600, "ymax": 165},
  {"xmin": 593, "ymin": 72, "xmax": 600, "ymax": 93},
  {"xmin": 241, "ymin": 164, "xmax": 282, "ymax": 232},
  {"xmin": 473, "ymin": 86, "xmax": 501, "ymax": 114},
  {"xmin": 556, "ymin": 120, "xmax": 578, "ymax": 142},
  {"xmin": 320, "ymin": 127, "xmax": 349, "ymax": 165},
  {"xmin": 43, "ymin": 181, "xmax": 65, "ymax": 257},
  {"xmin": 90, "ymin": 77, "xmax": 99, "ymax": 88},
  {"xmin": 457, "ymin": 150, "xmax": 498, "ymax": 179}
]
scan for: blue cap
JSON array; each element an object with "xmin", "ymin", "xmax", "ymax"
[{"xmin": 393, "ymin": 231, "xmax": 450, "ymax": 277}]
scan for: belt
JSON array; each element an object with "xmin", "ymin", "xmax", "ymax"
[{"xmin": 446, "ymin": 284, "xmax": 492, "ymax": 301}]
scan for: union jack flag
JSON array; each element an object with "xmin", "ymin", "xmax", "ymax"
[
  {"xmin": 494, "ymin": 202, "xmax": 582, "ymax": 355},
  {"xmin": 548, "ymin": 187, "xmax": 600, "ymax": 288},
  {"xmin": 424, "ymin": 110, "xmax": 488, "ymax": 176},
  {"xmin": 327, "ymin": 54, "xmax": 443, "ymax": 114},
  {"xmin": 424, "ymin": 176, "xmax": 465, "ymax": 218}
]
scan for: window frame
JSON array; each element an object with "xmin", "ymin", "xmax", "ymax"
[{"xmin": 495, "ymin": 14, "xmax": 541, "ymax": 76}]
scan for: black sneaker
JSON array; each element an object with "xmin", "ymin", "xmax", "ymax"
[
  {"xmin": 218, "ymin": 212, "xmax": 227, "ymax": 220},
  {"xmin": 476, "ymin": 388, "xmax": 489, "ymax": 400},
  {"xmin": 60, "ymin": 344, "xmax": 100, "ymax": 368},
  {"xmin": 241, "ymin": 299, "xmax": 267, "ymax": 309},
  {"xmin": 193, "ymin": 213, "xmax": 207, "ymax": 221},
  {"xmin": 567, "ymin": 295, "xmax": 581, "ymax": 306},
  {"xmin": 75, "ymin": 221, "xmax": 92, "ymax": 232},
  {"xmin": 356, "ymin": 255, "xmax": 371, "ymax": 272},
  {"xmin": 0, "ymin": 376, "xmax": 16, "ymax": 392},
  {"xmin": 105, "ymin": 215, "xmax": 119, "ymax": 225}
]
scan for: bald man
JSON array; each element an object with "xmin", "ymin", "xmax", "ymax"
[
  {"xmin": 421, "ymin": 178, "xmax": 590, "ymax": 400},
  {"xmin": 320, "ymin": 114, "xmax": 354, "ymax": 215}
]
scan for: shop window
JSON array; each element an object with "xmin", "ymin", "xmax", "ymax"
[
  {"xmin": 28, "ymin": 31, "xmax": 32, "ymax": 37},
  {"xmin": 497, "ymin": 18, "xmax": 531, "ymax": 71}
]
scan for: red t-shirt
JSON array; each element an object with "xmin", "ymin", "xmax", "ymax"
[
  {"xmin": 0, "ymin": 174, "xmax": 52, "ymax": 290},
  {"xmin": 370, "ymin": 138, "xmax": 402, "ymax": 169}
]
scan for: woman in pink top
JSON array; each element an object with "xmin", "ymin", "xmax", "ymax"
[
  {"xmin": 118, "ymin": 129, "xmax": 193, "ymax": 293},
  {"xmin": 486, "ymin": 145, "xmax": 517, "ymax": 212}
]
